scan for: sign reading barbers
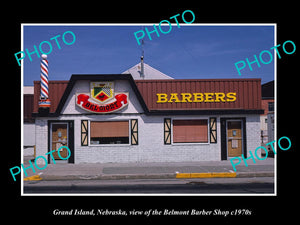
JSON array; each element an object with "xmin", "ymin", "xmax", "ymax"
[{"xmin": 76, "ymin": 82, "xmax": 129, "ymax": 113}]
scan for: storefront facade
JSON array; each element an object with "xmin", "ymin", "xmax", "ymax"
[{"xmin": 32, "ymin": 74, "xmax": 263, "ymax": 165}]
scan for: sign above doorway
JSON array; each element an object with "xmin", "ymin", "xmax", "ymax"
[{"xmin": 76, "ymin": 81, "xmax": 129, "ymax": 114}]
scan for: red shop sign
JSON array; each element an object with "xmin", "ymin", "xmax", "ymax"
[{"xmin": 76, "ymin": 93, "xmax": 129, "ymax": 113}]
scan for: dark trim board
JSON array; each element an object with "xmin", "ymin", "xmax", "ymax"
[
  {"xmin": 149, "ymin": 109, "xmax": 264, "ymax": 116},
  {"xmin": 220, "ymin": 117, "xmax": 247, "ymax": 160},
  {"xmin": 33, "ymin": 109, "xmax": 264, "ymax": 117}
]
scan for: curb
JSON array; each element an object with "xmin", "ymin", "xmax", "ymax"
[
  {"xmin": 24, "ymin": 175, "xmax": 43, "ymax": 181},
  {"xmin": 23, "ymin": 171, "xmax": 274, "ymax": 181},
  {"xmin": 32, "ymin": 173, "xmax": 175, "ymax": 181},
  {"xmin": 236, "ymin": 171, "xmax": 274, "ymax": 178},
  {"xmin": 176, "ymin": 172, "xmax": 236, "ymax": 179}
]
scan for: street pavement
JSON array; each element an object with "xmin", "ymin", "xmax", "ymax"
[{"xmin": 24, "ymin": 177, "xmax": 274, "ymax": 194}]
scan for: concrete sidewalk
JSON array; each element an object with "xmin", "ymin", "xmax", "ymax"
[{"xmin": 23, "ymin": 158, "xmax": 275, "ymax": 181}]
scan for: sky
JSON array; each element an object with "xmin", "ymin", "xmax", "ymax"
[{"xmin": 23, "ymin": 24, "xmax": 275, "ymax": 86}]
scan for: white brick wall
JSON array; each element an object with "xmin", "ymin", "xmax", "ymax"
[
  {"xmin": 34, "ymin": 118, "xmax": 48, "ymax": 164},
  {"xmin": 245, "ymin": 115, "xmax": 261, "ymax": 157},
  {"xmin": 137, "ymin": 115, "xmax": 220, "ymax": 162},
  {"xmin": 74, "ymin": 114, "xmax": 220, "ymax": 163},
  {"xmin": 33, "ymin": 79, "xmax": 261, "ymax": 165},
  {"xmin": 34, "ymin": 113, "xmax": 261, "ymax": 165}
]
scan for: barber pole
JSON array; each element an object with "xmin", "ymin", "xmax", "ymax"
[{"xmin": 38, "ymin": 54, "xmax": 51, "ymax": 108}]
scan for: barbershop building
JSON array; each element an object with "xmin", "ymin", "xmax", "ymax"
[{"xmin": 32, "ymin": 72, "xmax": 263, "ymax": 164}]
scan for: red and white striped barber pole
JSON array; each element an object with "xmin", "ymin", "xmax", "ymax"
[{"xmin": 38, "ymin": 54, "xmax": 51, "ymax": 108}]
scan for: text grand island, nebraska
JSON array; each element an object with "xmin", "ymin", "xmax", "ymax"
[{"xmin": 53, "ymin": 209, "xmax": 128, "ymax": 216}]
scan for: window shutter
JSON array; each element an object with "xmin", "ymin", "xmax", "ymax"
[
  {"xmin": 81, "ymin": 120, "xmax": 88, "ymax": 146},
  {"xmin": 209, "ymin": 117, "xmax": 217, "ymax": 143},
  {"xmin": 164, "ymin": 118, "xmax": 171, "ymax": 145},
  {"xmin": 131, "ymin": 119, "xmax": 138, "ymax": 145}
]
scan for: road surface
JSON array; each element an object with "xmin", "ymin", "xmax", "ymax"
[{"xmin": 23, "ymin": 177, "xmax": 274, "ymax": 194}]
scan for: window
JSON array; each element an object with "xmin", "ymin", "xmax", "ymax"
[
  {"xmin": 90, "ymin": 121, "xmax": 129, "ymax": 144},
  {"xmin": 268, "ymin": 102, "xmax": 274, "ymax": 112},
  {"xmin": 173, "ymin": 119, "xmax": 208, "ymax": 143}
]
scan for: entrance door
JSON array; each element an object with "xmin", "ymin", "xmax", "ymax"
[
  {"xmin": 50, "ymin": 123, "xmax": 69, "ymax": 163},
  {"xmin": 227, "ymin": 120, "xmax": 243, "ymax": 157}
]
